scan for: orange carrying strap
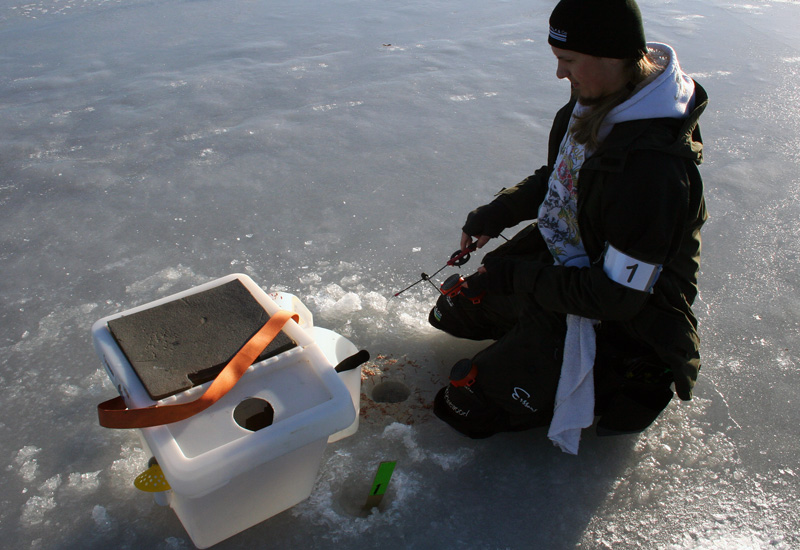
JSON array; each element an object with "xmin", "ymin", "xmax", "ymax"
[{"xmin": 97, "ymin": 310, "xmax": 299, "ymax": 429}]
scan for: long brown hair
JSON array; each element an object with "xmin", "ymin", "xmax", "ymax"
[{"xmin": 571, "ymin": 53, "xmax": 661, "ymax": 150}]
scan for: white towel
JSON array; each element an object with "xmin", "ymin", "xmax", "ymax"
[{"xmin": 547, "ymin": 314, "xmax": 597, "ymax": 455}]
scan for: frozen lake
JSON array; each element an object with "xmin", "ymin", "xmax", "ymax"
[{"xmin": 1, "ymin": 0, "xmax": 799, "ymax": 548}]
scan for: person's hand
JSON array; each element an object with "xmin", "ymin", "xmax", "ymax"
[
  {"xmin": 672, "ymin": 368, "xmax": 695, "ymax": 401},
  {"xmin": 460, "ymin": 265, "xmax": 486, "ymax": 289},
  {"xmin": 462, "ymin": 202, "xmax": 507, "ymax": 245},
  {"xmin": 463, "ymin": 258, "xmax": 515, "ymax": 294},
  {"xmin": 460, "ymin": 232, "xmax": 491, "ymax": 253}
]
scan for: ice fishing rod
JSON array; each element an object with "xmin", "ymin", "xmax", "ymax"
[
  {"xmin": 393, "ymin": 234, "xmax": 510, "ymax": 299},
  {"xmin": 392, "ymin": 243, "xmax": 478, "ymax": 298}
]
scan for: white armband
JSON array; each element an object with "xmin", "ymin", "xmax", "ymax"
[{"xmin": 603, "ymin": 243, "xmax": 662, "ymax": 293}]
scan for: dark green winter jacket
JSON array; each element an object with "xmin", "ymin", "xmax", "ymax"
[{"xmin": 488, "ymin": 83, "xmax": 708, "ymax": 400}]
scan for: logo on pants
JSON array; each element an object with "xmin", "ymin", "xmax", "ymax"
[{"xmin": 512, "ymin": 387, "xmax": 538, "ymax": 413}]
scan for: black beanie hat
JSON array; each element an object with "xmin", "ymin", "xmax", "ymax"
[{"xmin": 548, "ymin": 0, "xmax": 647, "ymax": 59}]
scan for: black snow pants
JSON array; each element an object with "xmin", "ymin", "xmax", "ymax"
[{"xmin": 429, "ymin": 223, "xmax": 675, "ymax": 435}]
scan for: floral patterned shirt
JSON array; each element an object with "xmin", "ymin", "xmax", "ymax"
[{"xmin": 537, "ymin": 103, "xmax": 593, "ymax": 268}]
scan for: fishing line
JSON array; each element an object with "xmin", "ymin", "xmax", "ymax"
[{"xmin": 393, "ymin": 235, "xmax": 508, "ymax": 298}]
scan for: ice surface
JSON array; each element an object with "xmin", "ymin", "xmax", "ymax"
[{"xmin": 1, "ymin": 0, "xmax": 799, "ymax": 548}]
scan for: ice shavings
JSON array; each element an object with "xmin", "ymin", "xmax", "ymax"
[
  {"xmin": 12, "ymin": 303, "xmax": 98, "ymax": 353},
  {"xmin": 57, "ymin": 369, "xmax": 112, "ymax": 402},
  {"xmin": 667, "ymin": 531, "xmax": 794, "ymax": 550},
  {"xmin": 359, "ymin": 354, "xmax": 445, "ymax": 428},
  {"xmin": 20, "ymin": 475, "xmax": 61, "ymax": 527},
  {"xmin": 291, "ymin": 445, "xmax": 408, "ymax": 537},
  {"xmin": 12, "ymin": 445, "xmax": 106, "ymax": 530},
  {"xmin": 283, "ymin": 255, "xmax": 444, "ymax": 343},
  {"xmin": 687, "ymin": 70, "xmax": 733, "ymax": 79},
  {"xmin": 13, "ymin": 446, "xmax": 42, "ymax": 483},
  {"xmin": 83, "ymin": 368, "xmax": 114, "ymax": 397},
  {"xmin": 67, "ymin": 471, "xmax": 102, "ymax": 494},
  {"xmin": 362, "ymin": 291, "xmax": 388, "ymax": 312},
  {"xmin": 10, "ymin": 0, "xmax": 128, "ymax": 19},
  {"xmin": 382, "ymin": 423, "xmax": 473, "ymax": 471},
  {"xmin": 58, "ymin": 383, "xmax": 81, "ymax": 398},
  {"xmin": 20, "ymin": 494, "xmax": 57, "ymax": 527},
  {"xmin": 317, "ymin": 284, "xmax": 362, "ymax": 317},
  {"xmin": 124, "ymin": 265, "xmax": 205, "ymax": 297},
  {"xmin": 292, "ymin": 423, "xmax": 470, "ymax": 542},
  {"xmin": 311, "ymin": 100, "xmax": 364, "ymax": 112},
  {"xmin": 108, "ymin": 444, "xmax": 148, "ymax": 494},
  {"xmin": 449, "ymin": 92, "xmax": 498, "ymax": 102},
  {"xmin": 578, "ymin": 398, "xmax": 799, "ymax": 549},
  {"xmin": 305, "ymin": 280, "xmax": 357, "ymax": 311}
]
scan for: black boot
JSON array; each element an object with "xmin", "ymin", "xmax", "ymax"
[{"xmin": 433, "ymin": 384, "xmax": 501, "ymax": 439}]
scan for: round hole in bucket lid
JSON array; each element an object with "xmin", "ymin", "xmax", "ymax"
[{"xmin": 233, "ymin": 397, "xmax": 275, "ymax": 432}]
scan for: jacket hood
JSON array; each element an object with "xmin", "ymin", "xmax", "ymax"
[
  {"xmin": 606, "ymin": 42, "xmax": 696, "ymax": 125},
  {"xmin": 593, "ymin": 43, "xmax": 706, "ymax": 165}
]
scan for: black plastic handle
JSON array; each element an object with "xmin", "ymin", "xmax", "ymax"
[{"xmin": 334, "ymin": 349, "xmax": 371, "ymax": 373}]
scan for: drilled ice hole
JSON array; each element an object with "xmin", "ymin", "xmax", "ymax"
[
  {"xmin": 370, "ymin": 380, "xmax": 411, "ymax": 403},
  {"xmin": 233, "ymin": 397, "xmax": 274, "ymax": 431},
  {"xmin": 336, "ymin": 472, "xmax": 395, "ymax": 518}
]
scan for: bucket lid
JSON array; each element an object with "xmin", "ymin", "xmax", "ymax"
[{"xmin": 107, "ymin": 279, "xmax": 296, "ymax": 400}]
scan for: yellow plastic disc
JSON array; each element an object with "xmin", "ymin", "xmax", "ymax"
[{"xmin": 134, "ymin": 463, "xmax": 171, "ymax": 492}]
